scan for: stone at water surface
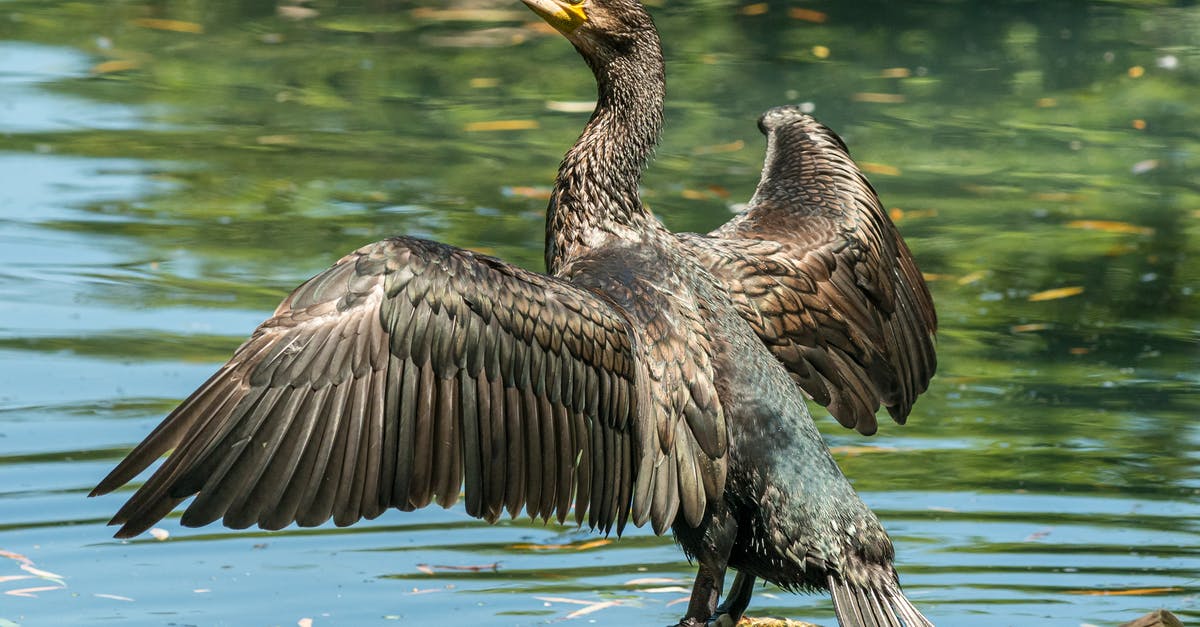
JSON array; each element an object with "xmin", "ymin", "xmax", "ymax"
[
  {"xmin": 1119, "ymin": 609, "xmax": 1185, "ymax": 627},
  {"xmin": 737, "ymin": 618, "xmax": 821, "ymax": 627}
]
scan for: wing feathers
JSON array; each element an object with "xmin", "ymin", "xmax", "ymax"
[
  {"xmin": 391, "ymin": 356, "xmax": 418, "ymax": 510},
  {"xmin": 460, "ymin": 374, "xmax": 483, "ymax": 519},
  {"xmin": 685, "ymin": 109, "xmax": 936, "ymax": 434},
  {"xmin": 408, "ymin": 359, "xmax": 436, "ymax": 510},
  {"xmin": 94, "ymin": 235, "xmax": 730, "ymax": 542}
]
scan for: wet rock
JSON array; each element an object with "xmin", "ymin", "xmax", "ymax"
[{"xmin": 1119, "ymin": 609, "xmax": 1184, "ymax": 627}]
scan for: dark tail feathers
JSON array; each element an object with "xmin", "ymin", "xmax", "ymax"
[{"xmin": 828, "ymin": 574, "xmax": 933, "ymax": 627}]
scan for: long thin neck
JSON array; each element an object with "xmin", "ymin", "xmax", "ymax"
[{"xmin": 546, "ymin": 34, "xmax": 665, "ymax": 273}]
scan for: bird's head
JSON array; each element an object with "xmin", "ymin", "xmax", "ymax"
[{"xmin": 521, "ymin": 0, "xmax": 656, "ymax": 62}]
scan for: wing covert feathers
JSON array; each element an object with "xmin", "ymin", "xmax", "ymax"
[
  {"xmin": 91, "ymin": 236, "xmax": 664, "ymax": 538},
  {"xmin": 687, "ymin": 107, "xmax": 937, "ymax": 435}
]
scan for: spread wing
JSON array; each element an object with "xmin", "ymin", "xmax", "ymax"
[
  {"xmin": 91, "ymin": 236, "xmax": 644, "ymax": 538},
  {"xmin": 562, "ymin": 250, "xmax": 728, "ymax": 534},
  {"xmin": 683, "ymin": 107, "xmax": 936, "ymax": 435}
]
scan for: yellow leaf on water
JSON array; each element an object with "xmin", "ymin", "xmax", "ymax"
[
  {"xmin": 91, "ymin": 59, "xmax": 141, "ymax": 74},
  {"xmin": 852, "ymin": 92, "xmax": 906, "ymax": 104},
  {"xmin": 1011, "ymin": 323, "xmax": 1050, "ymax": 333},
  {"xmin": 921, "ymin": 273, "xmax": 955, "ymax": 282},
  {"xmin": 1028, "ymin": 286, "xmax": 1084, "ymax": 302},
  {"xmin": 574, "ymin": 539, "xmax": 612, "ymax": 550},
  {"xmin": 1065, "ymin": 220, "xmax": 1154, "ymax": 236},
  {"xmin": 511, "ymin": 538, "xmax": 610, "ymax": 551},
  {"xmin": 1067, "ymin": 587, "xmax": 1182, "ymax": 596},
  {"xmin": 861, "ymin": 162, "xmax": 901, "ymax": 176},
  {"xmin": 788, "ymin": 8, "xmax": 827, "ymax": 22},
  {"xmin": 464, "ymin": 119, "xmax": 539, "ymax": 132},
  {"xmin": 811, "ymin": 45, "xmax": 830, "ymax": 59},
  {"xmin": 298, "ymin": 618, "xmax": 314, "ymax": 627},
  {"xmin": 681, "ymin": 189, "xmax": 709, "ymax": 200},
  {"xmin": 131, "ymin": 18, "xmax": 204, "ymax": 34},
  {"xmin": 956, "ymin": 270, "xmax": 988, "ymax": 285},
  {"xmin": 879, "ymin": 67, "xmax": 910, "ymax": 78},
  {"xmin": 740, "ymin": 3, "xmax": 769, "ymax": 16}
]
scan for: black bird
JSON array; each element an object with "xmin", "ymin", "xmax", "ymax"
[{"xmin": 91, "ymin": 1, "xmax": 937, "ymax": 625}]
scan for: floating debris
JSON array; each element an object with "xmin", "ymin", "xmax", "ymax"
[
  {"xmin": 1028, "ymin": 286, "xmax": 1084, "ymax": 302},
  {"xmin": 131, "ymin": 18, "xmax": 204, "ymax": 34},
  {"xmin": 464, "ymin": 120, "xmax": 539, "ymax": 132},
  {"xmin": 861, "ymin": 162, "xmax": 901, "ymax": 176},
  {"xmin": 789, "ymin": 8, "xmax": 828, "ymax": 23},
  {"xmin": 852, "ymin": 92, "xmax": 906, "ymax": 104},
  {"xmin": 1066, "ymin": 220, "xmax": 1153, "ymax": 236},
  {"xmin": 91, "ymin": 59, "xmax": 141, "ymax": 75}
]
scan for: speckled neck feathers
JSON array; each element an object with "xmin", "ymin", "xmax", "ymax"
[{"xmin": 545, "ymin": 25, "xmax": 665, "ymax": 273}]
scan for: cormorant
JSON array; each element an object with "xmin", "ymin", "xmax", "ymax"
[{"xmin": 91, "ymin": 1, "xmax": 937, "ymax": 625}]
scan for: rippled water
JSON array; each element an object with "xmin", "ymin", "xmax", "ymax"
[{"xmin": 2, "ymin": 1, "xmax": 1198, "ymax": 625}]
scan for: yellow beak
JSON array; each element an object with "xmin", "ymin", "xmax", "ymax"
[{"xmin": 521, "ymin": 0, "xmax": 588, "ymax": 35}]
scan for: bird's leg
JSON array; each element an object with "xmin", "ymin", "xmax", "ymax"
[
  {"xmin": 672, "ymin": 506, "xmax": 738, "ymax": 627},
  {"xmin": 712, "ymin": 570, "xmax": 756, "ymax": 625},
  {"xmin": 678, "ymin": 560, "xmax": 725, "ymax": 627}
]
